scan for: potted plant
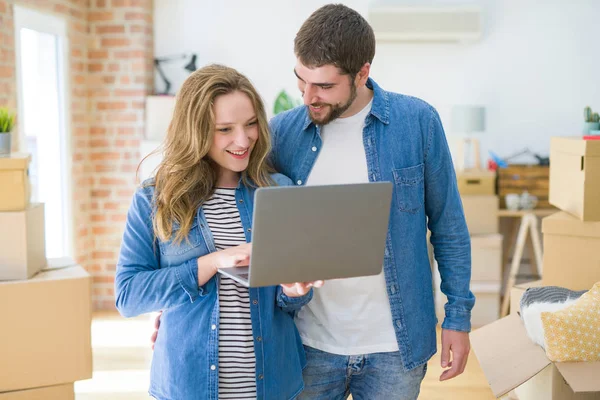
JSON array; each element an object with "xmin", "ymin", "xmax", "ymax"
[
  {"xmin": 0, "ymin": 107, "xmax": 16, "ymax": 157},
  {"xmin": 273, "ymin": 90, "xmax": 302, "ymax": 115},
  {"xmin": 583, "ymin": 106, "xmax": 599, "ymax": 134}
]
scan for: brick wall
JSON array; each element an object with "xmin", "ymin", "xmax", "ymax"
[
  {"xmin": 0, "ymin": 0, "xmax": 154, "ymax": 310},
  {"xmin": 87, "ymin": 0, "xmax": 153, "ymax": 310}
]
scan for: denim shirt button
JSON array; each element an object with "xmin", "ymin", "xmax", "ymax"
[
  {"xmin": 211, "ymin": 324, "xmax": 216, "ymax": 330},
  {"xmin": 256, "ymin": 336, "xmax": 262, "ymax": 342},
  {"xmin": 252, "ymin": 299, "xmax": 258, "ymax": 305},
  {"xmin": 395, "ymin": 320, "xmax": 402, "ymax": 328},
  {"xmin": 311, "ymin": 146, "xmax": 317, "ymax": 152},
  {"xmin": 247, "ymin": 228, "xmax": 252, "ymax": 232},
  {"xmin": 210, "ymin": 365, "xmax": 216, "ymax": 371},
  {"xmin": 258, "ymin": 374, "xmax": 264, "ymax": 380},
  {"xmin": 239, "ymin": 199, "xmax": 243, "ymax": 203},
  {"xmin": 297, "ymin": 180, "xmax": 303, "ymax": 185}
]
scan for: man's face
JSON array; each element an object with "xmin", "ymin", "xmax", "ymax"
[{"xmin": 294, "ymin": 60, "xmax": 357, "ymax": 125}]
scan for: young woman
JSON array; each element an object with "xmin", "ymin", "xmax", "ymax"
[{"xmin": 115, "ymin": 64, "xmax": 319, "ymax": 400}]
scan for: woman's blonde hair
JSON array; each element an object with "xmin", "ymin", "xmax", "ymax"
[{"xmin": 144, "ymin": 64, "xmax": 274, "ymax": 244}]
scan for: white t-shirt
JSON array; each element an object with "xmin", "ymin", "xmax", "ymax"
[{"xmin": 294, "ymin": 100, "xmax": 400, "ymax": 355}]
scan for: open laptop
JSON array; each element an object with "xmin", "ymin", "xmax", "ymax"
[{"xmin": 218, "ymin": 182, "xmax": 393, "ymax": 287}]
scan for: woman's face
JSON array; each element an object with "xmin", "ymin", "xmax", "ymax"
[{"xmin": 208, "ymin": 91, "xmax": 259, "ymax": 185}]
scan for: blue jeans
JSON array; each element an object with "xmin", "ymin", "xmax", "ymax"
[{"xmin": 298, "ymin": 345, "xmax": 427, "ymax": 400}]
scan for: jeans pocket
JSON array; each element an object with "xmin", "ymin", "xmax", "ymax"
[{"xmin": 392, "ymin": 164, "xmax": 424, "ymax": 214}]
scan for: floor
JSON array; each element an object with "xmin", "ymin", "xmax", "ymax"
[{"xmin": 75, "ymin": 311, "xmax": 497, "ymax": 400}]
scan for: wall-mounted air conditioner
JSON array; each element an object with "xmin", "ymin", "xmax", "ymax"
[{"xmin": 368, "ymin": 4, "xmax": 483, "ymax": 42}]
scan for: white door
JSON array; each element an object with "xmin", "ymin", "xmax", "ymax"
[{"xmin": 14, "ymin": 6, "xmax": 73, "ymax": 259}]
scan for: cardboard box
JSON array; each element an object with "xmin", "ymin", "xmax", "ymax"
[
  {"xmin": 0, "ymin": 203, "xmax": 47, "ymax": 280},
  {"xmin": 549, "ymin": 137, "xmax": 600, "ymax": 221},
  {"xmin": 462, "ymin": 195, "xmax": 499, "ymax": 234},
  {"xmin": 0, "ymin": 263, "xmax": 92, "ymax": 392},
  {"xmin": 471, "ymin": 234, "xmax": 503, "ymax": 281},
  {"xmin": 0, "ymin": 383, "xmax": 74, "ymax": 400},
  {"xmin": 0, "ymin": 153, "xmax": 30, "ymax": 211},
  {"xmin": 471, "ymin": 315, "xmax": 600, "ymax": 399},
  {"xmin": 457, "ymin": 170, "xmax": 496, "ymax": 195},
  {"xmin": 510, "ymin": 280, "xmax": 543, "ymax": 316},
  {"xmin": 542, "ymin": 211, "xmax": 600, "ymax": 291},
  {"xmin": 514, "ymin": 364, "xmax": 600, "ymax": 400}
]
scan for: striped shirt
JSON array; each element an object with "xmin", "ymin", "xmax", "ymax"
[{"xmin": 203, "ymin": 188, "xmax": 257, "ymax": 399}]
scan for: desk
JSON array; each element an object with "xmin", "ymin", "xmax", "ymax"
[{"xmin": 498, "ymin": 208, "xmax": 556, "ymax": 316}]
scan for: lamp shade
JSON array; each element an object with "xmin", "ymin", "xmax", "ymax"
[{"xmin": 451, "ymin": 106, "xmax": 485, "ymax": 133}]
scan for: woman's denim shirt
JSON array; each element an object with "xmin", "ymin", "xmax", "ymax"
[{"xmin": 115, "ymin": 173, "xmax": 310, "ymax": 400}]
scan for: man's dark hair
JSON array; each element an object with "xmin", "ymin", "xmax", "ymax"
[{"xmin": 294, "ymin": 4, "xmax": 375, "ymax": 76}]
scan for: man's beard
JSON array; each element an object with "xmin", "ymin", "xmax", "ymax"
[{"xmin": 307, "ymin": 83, "xmax": 358, "ymax": 125}]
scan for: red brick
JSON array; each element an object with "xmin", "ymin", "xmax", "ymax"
[
  {"xmin": 88, "ymin": 88, "xmax": 110, "ymax": 98},
  {"xmin": 90, "ymin": 138, "xmax": 110, "ymax": 147},
  {"xmin": 100, "ymin": 177, "xmax": 127, "ymax": 185},
  {"xmin": 74, "ymin": 74, "xmax": 86, "ymax": 85},
  {"xmin": 95, "ymin": 164, "xmax": 117, "ymax": 173},
  {"xmin": 101, "ymin": 37, "xmax": 130, "ymax": 47},
  {"xmin": 114, "ymin": 50, "xmax": 145, "ymax": 59},
  {"xmin": 90, "ymin": 126, "xmax": 107, "ymax": 135},
  {"xmin": 91, "ymin": 214, "xmax": 107, "ymax": 222},
  {"xmin": 0, "ymin": 66, "xmax": 14, "ymax": 78},
  {"xmin": 102, "ymin": 75, "xmax": 116, "ymax": 84},
  {"xmin": 89, "ymin": 50, "xmax": 108, "ymax": 59},
  {"xmin": 92, "ymin": 226, "xmax": 122, "ymax": 235},
  {"xmin": 125, "ymin": 12, "xmax": 147, "ymax": 21},
  {"xmin": 115, "ymin": 89, "xmax": 145, "ymax": 97},
  {"xmin": 88, "ymin": 63, "xmax": 103, "ymax": 73},
  {"xmin": 104, "ymin": 202, "xmax": 120, "ymax": 210},
  {"xmin": 69, "ymin": 8, "xmax": 84, "ymax": 20},
  {"xmin": 89, "ymin": 11, "xmax": 113, "ymax": 21},
  {"xmin": 91, "ymin": 189, "xmax": 112, "ymax": 198},
  {"xmin": 54, "ymin": 4, "xmax": 69, "ymax": 14},
  {"xmin": 108, "ymin": 63, "xmax": 120, "ymax": 72},
  {"xmin": 91, "ymin": 151, "xmax": 120, "ymax": 161},
  {"xmin": 112, "ymin": 113, "xmax": 138, "ymax": 122},
  {"xmin": 96, "ymin": 25, "xmax": 125, "ymax": 34},
  {"xmin": 97, "ymin": 101, "xmax": 127, "ymax": 110}
]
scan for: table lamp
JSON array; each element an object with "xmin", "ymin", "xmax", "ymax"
[{"xmin": 451, "ymin": 105, "xmax": 485, "ymax": 171}]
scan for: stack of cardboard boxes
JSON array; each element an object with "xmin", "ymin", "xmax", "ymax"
[
  {"xmin": 0, "ymin": 154, "xmax": 93, "ymax": 399},
  {"xmin": 471, "ymin": 137, "xmax": 600, "ymax": 400},
  {"xmin": 434, "ymin": 169, "xmax": 503, "ymax": 327}
]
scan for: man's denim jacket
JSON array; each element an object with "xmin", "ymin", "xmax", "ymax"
[{"xmin": 269, "ymin": 78, "xmax": 475, "ymax": 370}]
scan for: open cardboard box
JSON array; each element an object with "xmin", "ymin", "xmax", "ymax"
[{"xmin": 471, "ymin": 315, "xmax": 600, "ymax": 399}]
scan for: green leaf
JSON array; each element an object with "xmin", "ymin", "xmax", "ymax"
[
  {"xmin": 0, "ymin": 107, "xmax": 15, "ymax": 133},
  {"xmin": 273, "ymin": 90, "xmax": 301, "ymax": 115}
]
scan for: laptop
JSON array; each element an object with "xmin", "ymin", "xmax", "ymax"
[{"xmin": 218, "ymin": 182, "xmax": 393, "ymax": 287}]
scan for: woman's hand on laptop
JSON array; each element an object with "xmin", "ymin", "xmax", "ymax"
[
  {"xmin": 280, "ymin": 280, "xmax": 324, "ymax": 297},
  {"xmin": 196, "ymin": 243, "xmax": 252, "ymax": 286}
]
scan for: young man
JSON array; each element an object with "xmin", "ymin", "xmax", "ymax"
[{"xmin": 268, "ymin": 4, "xmax": 474, "ymax": 399}]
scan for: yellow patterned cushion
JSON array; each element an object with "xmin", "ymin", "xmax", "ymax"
[{"xmin": 541, "ymin": 282, "xmax": 600, "ymax": 362}]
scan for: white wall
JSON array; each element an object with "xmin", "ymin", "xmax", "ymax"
[{"xmin": 154, "ymin": 0, "xmax": 600, "ymax": 164}]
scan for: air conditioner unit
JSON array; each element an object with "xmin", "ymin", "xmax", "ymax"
[{"xmin": 368, "ymin": 5, "xmax": 483, "ymax": 42}]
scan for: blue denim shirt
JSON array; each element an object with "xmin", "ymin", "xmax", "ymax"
[
  {"xmin": 115, "ymin": 173, "xmax": 310, "ymax": 400},
  {"xmin": 269, "ymin": 78, "xmax": 475, "ymax": 370}
]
